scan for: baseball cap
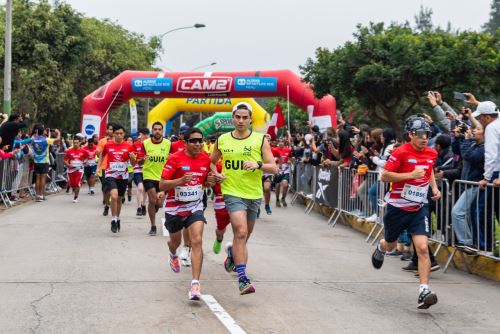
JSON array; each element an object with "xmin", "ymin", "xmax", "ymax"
[
  {"xmin": 232, "ymin": 102, "xmax": 253, "ymax": 113},
  {"xmin": 404, "ymin": 116, "xmax": 431, "ymax": 133},
  {"xmin": 471, "ymin": 101, "xmax": 499, "ymax": 118},
  {"xmin": 179, "ymin": 123, "xmax": 190, "ymax": 134},
  {"xmin": 304, "ymin": 133, "xmax": 313, "ymax": 145}
]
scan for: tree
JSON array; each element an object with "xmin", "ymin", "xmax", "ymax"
[
  {"xmin": 414, "ymin": 6, "xmax": 434, "ymax": 33},
  {"xmin": 300, "ymin": 23, "xmax": 500, "ymax": 132},
  {"xmin": 483, "ymin": 0, "xmax": 500, "ymax": 34}
]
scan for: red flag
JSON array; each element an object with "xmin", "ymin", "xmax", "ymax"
[
  {"xmin": 266, "ymin": 102, "xmax": 286, "ymax": 140},
  {"xmin": 274, "ymin": 102, "xmax": 286, "ymax": 128}
]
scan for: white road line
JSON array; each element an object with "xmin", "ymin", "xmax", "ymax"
[{"xmin": 201, "ymin": 295, "xmax": 246, "ymax": 334}]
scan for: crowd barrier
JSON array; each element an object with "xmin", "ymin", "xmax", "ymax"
[
  {"xmin": 0, "ymin": 152, "xmax": 67, "ymax": 207},
  {"xmin": 290, "ymin": 162, "xmax": 500, "ymax": 269}
]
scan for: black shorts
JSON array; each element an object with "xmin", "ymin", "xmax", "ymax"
[
  {"xmin": 105, "ymin": 177, "xmax": 128, "ymax": 197},
  {"xmin": 164, "ymin": 210, "xmax": 206, "ymax": 234},
  {"xmin": 143, "ymin": 179, "xmax": 160, "ymax": 192},
  {"xmin": 383, "ymin": 204, "xmax": 430, "ymax": 243},
  {"xmin": 34, "ymin": 163, "xmax": 49, "ymax": 175},
  {"xmin": 133, "ymin": 172, "xmax": 143, "ymax": 186},
  {"xmin": 262, "ymin": 174, "xmax": 273, "ymax": 183},
  {"xmin": 273, "ymin": 173, "xmax": 290, "ymax": 185},
  {"xmin": 100, "ymin": 170, "xmax": 107, "ymax": 192},
  {"xmin": 84, "ymin": 165, "xmax": 97, "ymax": 179}
]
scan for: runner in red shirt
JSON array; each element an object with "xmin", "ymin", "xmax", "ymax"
[
  {"xmin": 82, "ymin": 138, "xmax": 97, "ymax": 195},
  {"xmin": 64, "ymin": 137, "xmax": 88, "ymax": 203},
  {"xmin": 132, "ymin": 128, "xmax": 149, "ymax": 216},
  {"xmin": 170, "ymin": 124, "xmax": 189, "ymax": 153},
  {"xmin": 101, "ymin": 124, "xmax": 136, "ymax": 234},
  {"xmin": 158, "ymin": 128, "xmax": 215, "ymax": 301},
  {"xmin": 371, "ymin": 116, "xmax": 441, "ymax": 310},
  {"xmin": 272, "ymin": 137, "xmax": 293, "ymax": 208}
]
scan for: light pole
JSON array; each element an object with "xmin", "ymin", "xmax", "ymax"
[
  {"xmin": 3, "ymin": 0, "xmax": 12, "ymax": 115},
  {"xmin": 190, "ymin": 62, "xmax": 217, "ymax": 72}
]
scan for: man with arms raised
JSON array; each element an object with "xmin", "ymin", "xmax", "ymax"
[{"xmin": 211, "ymin": 102, "xmax": 277, "ymax": 295}]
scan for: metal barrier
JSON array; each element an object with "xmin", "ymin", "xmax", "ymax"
[
  {"xmin": 0, "ymin": 156, "xmax": 34, "ymax": 207},
  {"xmin": 290, "ymin": 162, "xmax": 316, "ymax": 213},
  {"xmin": 46, "ymin": 153, "xmax": 67, "ymax": 193},
  {"xmin": 444, "ymin": 180, "xmax": 500, "ymax": 272}
]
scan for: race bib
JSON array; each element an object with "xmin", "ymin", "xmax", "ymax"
[
  {"xmin": 71, "ymin": 160, "xmax": 83, "ymax": 168},
  {"xmin": 401, "ymin": 184, "xmax": 428, "ymax": 203},
  {"xmin": 86, "ymin": 160, "xmax": 97, "ymax": 166},
  {"xmin": 109, "ymin": 162, "xmax": 127, "ymax": 172},
  {"xmin": 175, "ymin": 185, "xmax": 203, "ymax": 202}
]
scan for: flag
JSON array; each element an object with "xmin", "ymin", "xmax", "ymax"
[
  {"xmin": 266, "ymin": 102, "xmax": 286, "ymax": 140},
  {"xmin": 129, "ymin": 99, "xmax": 138, "ymax": 136}
]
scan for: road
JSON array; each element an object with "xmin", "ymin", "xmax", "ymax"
[{"xmin": 0, "ymin": 190, "xmax": 499, "ymax": 334}]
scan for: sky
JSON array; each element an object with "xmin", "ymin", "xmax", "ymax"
[{"xmin": 7, "ymin": 0, "xmax": 496, "ymax": 73}]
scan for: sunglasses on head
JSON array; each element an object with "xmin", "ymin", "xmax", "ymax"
[
  {"xmin": 412, "ymin": 130, "xmax": 431, "ymax": 139},
  {"xmin": 187, "ymin": 138, "xmax": 203, "ymax": 144}
]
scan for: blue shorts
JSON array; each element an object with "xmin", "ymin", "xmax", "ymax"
[
  {"xmin": 383, "ymin": 204, "xmax": 430, "ymax": 243},
  {"xmin": 84, "ymin": 165, "xmax": 97, "ymax": 179},
  {"xmin": 133, "ymin": 172, "xmax": 143, "ymax": 186},
  {"xmin": 223, "ymin": 194, "xmax": 261, "ymax": 223}
]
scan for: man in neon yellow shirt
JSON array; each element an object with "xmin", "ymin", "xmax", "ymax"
[{"xmin": 210, "ymin": 102, "xmax": 276, "ymax": 295}]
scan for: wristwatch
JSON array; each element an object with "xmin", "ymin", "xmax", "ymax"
[{"xmin": 257, "ymin": 161, "xmax": 263, "ymax": 170}]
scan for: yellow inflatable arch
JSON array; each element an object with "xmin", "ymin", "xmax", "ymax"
[{"xmin": 147, "ymin": 97, "xmax": 269, "ymax": 134}]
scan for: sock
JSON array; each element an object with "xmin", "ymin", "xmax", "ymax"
[
  {"xmin": 112, "ymin": 216, "xmax": 118, "ymax": 222},
  {"xmin": 377, "ymin": 244, "xmax": 386, "ymax": 254},
  {"xmin": 170, "ymin": 252, "xmax": 177, "ymax": 258},
  {"xmin": 191, "ymin": 279, "xmax": 199, "ymax": 286},
  {"xmin": 419, "ymin": 284, "xmax": 429, "ymax": 293},
  {"xmin": 235, "ymin": 264, "xmax": 247, "ymax": 282},
  {"xmin": 216, "ymin": 237, "xmax": 223, "ymax": 243}
]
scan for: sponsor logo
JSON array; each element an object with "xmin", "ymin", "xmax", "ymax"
[
  {"xmin": 131, "ymin": 78, "xmax": 173, "ymax": 92},
  {"xmin": 318, "ymin": 169, "xmax": 331, "ymax": 182},
  {"xmin": 234, "ymin": 76, "xmax": 278, "ymax": 92},
  {"xmin": 315, "ymin": 183, "xmax": 328, "ymax": 200},
  {"xmin": 84, "ymin": 124, "xmax": 95, "ymax": 136},
  {"xmin": 222, "ymin": 149, "xmax": 234, "ymax": 153},
  {"xmin": 200, "ymin": 167, "xmax": 207, "ymax": 171},
  {"xmin": 408, "ymin": 159, "xmax": 417, "ymax": 164},
  {"xmin": 427, "ymin": 160, "xmax": 434, "ymax": 164},
  {"xmin": 177, "ymin": 76, "xmax": 232, "ymax": 93},
  {"xmin": 181, "ymin": 166, "xmax": 191, "ymax": 171},
  {"xmin": 214, "ymin": 118, "xmax": 234, "ymax": 130}
]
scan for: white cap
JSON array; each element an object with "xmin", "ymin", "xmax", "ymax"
[
  {"xmin": 76, "ymin": 133, "xmax": 84, "ymax": 138},
  {"xmin": 472, "ymin": 101, "xmax": 499, "ymax": 118},
  {"xmin": 304, "ymin": 133, "xmax": 313, "ymax": 145},
  {"xmin": 232, "ymin": 102, "xmax": 253, "ymax": 113}
]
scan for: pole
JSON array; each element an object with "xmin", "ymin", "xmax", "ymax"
[
  {"xmin": 287, "ymin": 85, "xmax": 290, "ymax": 130},
  {"xmin": 3, "ymin": 0, "xmax": 13, "ymax": 115}
]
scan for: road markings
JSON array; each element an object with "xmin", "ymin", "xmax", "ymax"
[{"xmin": 201, "ymin": 295, "xmax": 246, "ymax": 334}]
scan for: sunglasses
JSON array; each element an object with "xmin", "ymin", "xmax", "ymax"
[
  {"xmin": 187, "ymin": 138, "xmax": 203, "ymax": 144},
  {"xmin": 412, "ymin": 130, "xmax": 431, "ymax": 139}
]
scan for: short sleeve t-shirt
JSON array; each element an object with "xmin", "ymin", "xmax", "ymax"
[
  {"xmin": 32, "ymin": 136, "xmax": 55, "ymax": 164},
  {"xmin": 133, "ymin": 140, "xmax": 146, "ymax": 173},
  {"xmin": 64, "ymin": 148, "xmax": 88, "ymax": 173},
  {"xmin": 102, "ymin": 141, "xmax": 134, "ymax": 180},
  {"xmin": 82, "ymin": 145, "xmax": 97, "ymax": 166},
  {"xmin": 384, "ymin": 143, "xmax": 437, "ymax": 212},
  {"xmin": 170, "ymin": 140, "xmax": 186, "ymax": 153},
  {"xmin": 272, "ymin": 146, "xmax": 292, "ymax": 173},
  {"xmin": 97, "ymin": 137, "xmax": 111, "ymax": 171},
  {"xmin": 161, "ymin": 150, "xmax": 211, "ymax": 216}
]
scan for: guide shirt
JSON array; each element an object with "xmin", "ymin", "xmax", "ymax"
[
  {"xmin": 161, "ymin": 150, "xmax": 211, "ymax": 216},
  {"xmin": 384, "ymin": 142, "xmax": 437, "ymax": 212}
]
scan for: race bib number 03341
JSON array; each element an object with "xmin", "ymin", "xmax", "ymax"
[{"xmin": 175, "ymin": 185, "xmax": 203, "ymax": 202}]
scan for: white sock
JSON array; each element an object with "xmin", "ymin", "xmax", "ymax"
[
  {"xmin": 419, "ymin": 284, "xmax": 429, "ymax": 293},
  {"xmin": 191, "ymin": 279, "xmax": 199, "ymax": 286},
  {"xmin": 112, "ymin": 216, "xmax": 118, "ymax": 222},
  {"xmin": 377, "ymin": 244, "xmax": 386, "ymax": 254}
]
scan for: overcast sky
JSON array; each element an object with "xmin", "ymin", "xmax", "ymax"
[{"xmin": 27, "ymin": 0, "xmax": 498, "ymax": 73}]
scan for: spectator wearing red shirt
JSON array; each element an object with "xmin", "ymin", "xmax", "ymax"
[{"xmin": 64, "ymin": 137, "xmax": 88, "ymax": 203}]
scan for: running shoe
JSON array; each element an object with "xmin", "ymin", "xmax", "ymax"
[
  {"xmin": 386, "ymin": 250, "xmax": 403, "ymax": 257},
  {"xmin": 136, "ymin": 208, "xmax": 142, "ymax": 216},
  {"xmin": 90, "ymin": 189, "xmax": 95, "ymax": 195},
  {"xmin": 400, "ymin": 251, "xmax": 412, "ymax": 261},
  {"xmin": 430, "ymin": 261, "xmax": 441, "ymax": 272},
  {"xmin": 402, "ymin": 262, "xmax": 418, "ymax": 272},
  {"xmin": 36, "ymin": 196, "xmax": 43, "ymax": 202},
  {"xmin": 265, "ymin": 204, "xmax": 272, "ymax": 215},
  {"xmin": 371, "ymin": 246, "xmax": 385, "ymax": 269},
  {"xmin": 179, "ymin": 246, "xmax": 191, "ymax": 267},
  {"xmin": 149, "ymin": 226, "xmax": 157, "ymax": 236},
  {"xmin": 224, "ymin": 243, "xmax": 235, "ymax": 273},
  {"xmin": 88, "ymin": 190, "xmax": 91, "ymax": 195},
  {"xmin": 417, "ymin": 288, "xmax": 438, "ymax": 309},
  {"xmin": 72, "ymin": 198, "xmax": 79, "ymax": 203},
  {"xmin": 128, "ymin": 195, "xmax": 132, "ymax": 202},
  {"xmin": 121, "ymin": 197, "xmax": 125, "ymax": 204},
  {"xmin": 213, "ymin": 240, "xmax": 222, "ymax": 254},
  {"xmin": 169, "ymin": 255, "xmax": 181, "ymax": 273},
  {"xmin": 103, "ymin": 206, "xmax": 109, "ymax": 216},
  {"xmin": 189, "ymin": 282, "xmax": 201, "ymax": 301},
  {"xmin": 239, "ymin": 278, "xmax": 256, "ymax": 295},
  {"xmin": 275, "ymin": 199, "xmax": 281, "ymax": 208},
  {"xmin": 365, "ymin": 213, "xmax": 377, "ymax": 223},
  {"xmin": 141, "ymin": 205, "xmax": 147, "ymax": 216},
  {"xmin": 281, "ymin": 197, "xmax": 287, "ymax": 207},
  {"xmin": 116, "ymin": 220, "xmax": 121, "ymax": 232},
  {"xmin": 111, "ymin": 220, "xmax": 117, "ymax": 233}
]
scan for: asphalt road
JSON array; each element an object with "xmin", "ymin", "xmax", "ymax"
[{"xmin": 1, "ymin": 190, "xmax": 499, "ymax": 334}]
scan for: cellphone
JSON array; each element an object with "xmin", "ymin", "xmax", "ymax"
[{"xmin": 453, "ymin": 92, "xmax": 467, "ymax": 101}]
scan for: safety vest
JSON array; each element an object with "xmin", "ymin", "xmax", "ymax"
[
  {"xmin": 142, "ymin": 138, "xmax": 171, "ymax": 181},
  {"xmin": 217, "ymin": 131, "xmax": 264, "ymax": 199}
]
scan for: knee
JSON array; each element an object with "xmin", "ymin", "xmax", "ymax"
[
  {"xmin": 110, "ymin": 192, "xmax": 118, "ymax": 200},
  {"xmin": 234, "ymin": 228, "xmax": 248, "ymax": 241},
  {"xmin": 415, "ymin": 244, "xmax": 429, "ymax": 257},
  {"xmin": 190, "ymin": 235, "xmax": 202, "ymax": 248}
]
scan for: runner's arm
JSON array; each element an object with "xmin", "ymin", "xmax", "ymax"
[
  {"xmin": 381, "ymin": 169, "xmax": 423, "ymax": 183},
  {"xmin": 159, "ymin": 174, "xmax": 192, "ymax": 192},
  {"xmin": 210, "ymin": 142, "xmax": 222, "ymax": 175},
  {"xmin": 261, "ymin": 139, "xmax": 277, "ymax": 174}
]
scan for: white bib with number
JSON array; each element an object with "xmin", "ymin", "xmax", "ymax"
[
  {"xmin": 401, "ymin": 184, "xmax": 428, "ymax": 203},
  {"xmin": 175, "ymin": 185, "xmax": 203, "ymax": 202},
  {"xmin": 109, "ymin": 162, "xmax": 127, "ymax": 172},
  {"xmin": 71, "ymin": 160, "xmax": 83, "ymax": 168}
]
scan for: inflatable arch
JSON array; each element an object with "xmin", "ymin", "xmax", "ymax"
[
  {"xmin": 147, "ymin": 97, "xmax": 270, "ymax": 135},
  {"xmin": 81, "ymin": 70, "xmax": 336, "ymax": 138}
]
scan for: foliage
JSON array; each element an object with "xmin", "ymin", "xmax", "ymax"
[
  {"xmin": 0, "ymin": 0, "xmax": 161, "ymax": 132},
  {"xmin": 483, "ymin": 0, "xmax": 500, "ymax": 34}
]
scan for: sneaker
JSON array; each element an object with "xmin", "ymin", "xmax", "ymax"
[
  {"xmin": 90, "ymin": 189, "xmax": 95, "ymax": 195},
  {"xmin": 103, "ymin": 206, "xmax": 109, "ymax": 216},
  {"xmin": 275, "ymin": 199, "xmax": 281, "ymax": 208},
  {"xmin": 36, "ymin": 196, "xmax": 43, "ymax": 202},
  {"xmin": 402, "ymin": 262, "xmax": 418, "ymax": 272},
  {"xmin": 386, "ymin": 250, "xmax": 403, "ymax": 257},
  {"xmin": 189, "ymin": 282, "xmax": 201, "ymax": 301},
  {"xmin": 224, "ymin": 243, "xmax": 235, "ymax": 273},
  {"xmin": 239, "ymin": 278, "xmax": 256, "ymax": 295},
  {"xmin": 136, "ymin": 208, "xmax": 142, "ymax": 216},
  {"xmin": 371, "ymin": 246, "xmax": 385, "ymax": 269},
  {"xmin": 121, "ymin": 197, "xmax": 125, "ymax": 204},
  {"xmin": 141, "ymin": 205, "xmax": 147, "ymax": 216},
  {"xmin": 149, "ymin": 226, "xmax": 157, "ymax": 236},
  {"xmin": 365, "ymin": 213, "xmax": 377, "ymax": 223},
  {"xmin": 213, "ymin": 240, "xmax": 222, "ymax": 254},
  {"xmin": 281, "ymin": 197, "xmax": 287, "ymax": 207},
  {"xmin": 111, "ymin": 220, "xmax": 117, "ymax": 233},
  {"xmin": 72, "ymin": 198, "xmax": 79, "ymax": 203},
  {"xmin": 169, "ymin": 255, "xmax": 181, "ymax": 273},
  {"xmin": 179, "ymin": 246, "xmax": 191, "ymax": 267},
  {"xmin": 116, "ymin": 220, "xmax": 120, "ymax": 232},
  {"xmin": 417, "ymin": 289, "xmax": 438, "ymax": 309},
  {"xmin": 430, "ymin": 261, "xmax": 441, "ymax": 272},
  {"xmin": 400, "ymin": 252, "xmax": 412, "ymax": 261},
  {"xmin": 128, "ymin": 195, "xmax": 132, "ymax": 202},
  {"xmin": 265, "ymin": 204, "xmax": 272, "ymax": 215},
  {"xmin": 88, "ymin": 190, "xmax": 92, "ymax": 195}
]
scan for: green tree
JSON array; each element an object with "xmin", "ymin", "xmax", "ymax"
[
  {"xmin": 301, "ymin": 23, "xmax": 500, "ymax": 132},
  {"xmin": 483, "ymin": 0, "xmax": 500, "ymax": 34}
]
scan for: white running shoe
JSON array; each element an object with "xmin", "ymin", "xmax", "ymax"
[
  {"xmin": 365, "ymin": 213, "xmax": 378, "ymax": 223},
  {"xmin": 73, "ymin": 198, "xmax": 79, "ymax": 203},
  {"xmin": 179, "ymin": 246, "xmax": 191, "ymax": 267}
]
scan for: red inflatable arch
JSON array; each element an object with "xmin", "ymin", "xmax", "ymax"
[{"xmin": 81, "ymin": 70, "xmax": 336, "ymax": 137}]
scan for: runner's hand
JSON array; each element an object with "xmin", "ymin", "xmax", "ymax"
[
  {"xmin": 157, "ymin": 191, "xmax": 165, "ymax": 200},
  {"xmin": 243, "ymin": 161, "xmax": 259, "ymax": 170},
  {"xmin": 129, "ymin": 152, "xmax": 136, "ymax": 160},
  {"xmin": 181, "ymin": 173, "xmax": 193, "ymax": 183},
  {"xmin": 431, "ymin": 187, "xmax": 441, "ymax": 201},
  {"xmin": 411, "ymin": 166, "xmax": 426, "ymax": 179},
  {"xmin": 215, "ymin": 172, "xmax": 225, "ymax": 183},
  {"xmin": 206, "ymin": 173, "xmax": 216, "ymax": 187}
]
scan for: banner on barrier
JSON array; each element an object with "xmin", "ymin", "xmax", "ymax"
[{"xmin": 314, "ymin": 166, "xmax": 338, "ymax": 207}]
